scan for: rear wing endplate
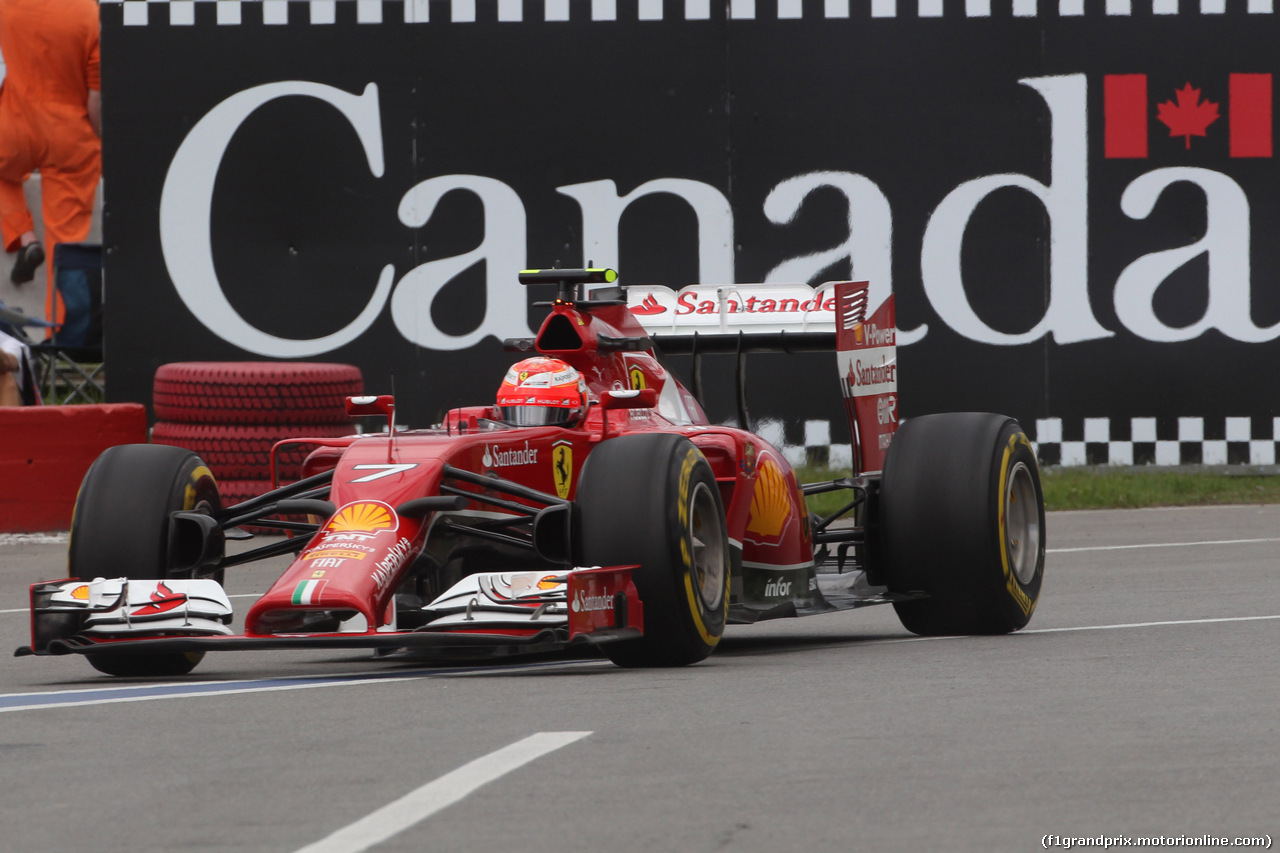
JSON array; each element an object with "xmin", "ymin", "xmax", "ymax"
[
  {"xmin": 626, "ymin": 281, "xmax": 897, "ymax": 475},
  {"xmin": 833, "ymin": 282, "xmax": 897, "ymax": 475}
]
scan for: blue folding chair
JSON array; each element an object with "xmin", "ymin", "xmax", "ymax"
[{"xmin": 30, "ymin": 243, "xmax": 105, "ymax": 403}]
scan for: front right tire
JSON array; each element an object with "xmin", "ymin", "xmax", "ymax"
[{"xmin": 576, "ymin": 433, "xmax": 730, "ymax": 667}]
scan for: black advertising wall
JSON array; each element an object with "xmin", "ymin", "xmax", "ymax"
[{"xmin": 101, "ymin": 0, "xmax": 1280, "ymax": 465}]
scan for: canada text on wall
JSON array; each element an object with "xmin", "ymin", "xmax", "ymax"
[{"xmin": 100, "ymin": 0, "xmax": 1280, "ymax": 462}]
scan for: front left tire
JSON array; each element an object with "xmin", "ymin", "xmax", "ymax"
[{"xmin": 69, "ymin": 443, "xmax": 222, "ymax": 676}]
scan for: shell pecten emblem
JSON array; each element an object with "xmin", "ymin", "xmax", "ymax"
[
  {"xmin": 746, "ymin": 459, "xmax": 793, "ymax": 540},
  {"xmin": 325, "ymin": 501, "xmax": 396, "ymax": 534}
]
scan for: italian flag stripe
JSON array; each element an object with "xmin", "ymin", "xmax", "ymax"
[{"xmin": 292, "ymin": 579, "xmax": 324, "ymax": 605}]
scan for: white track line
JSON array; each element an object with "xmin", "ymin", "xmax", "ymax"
[
  {"xmin": 0, "ymin": 660, "xmax": 612, "ymax": 714},
  {"xmin": 0, "ymin": 533, "xmax": 68, "ymax": 545},
  {"xmin": 1049, "ymin": 536, "xmax": 1280, "ymax": 554},
  {"xmin": 860, "ymin": 613, "xmax": 1280, "ymax": 647},
  {"xmin": 293, "ymin": 731, "xmax": 592, "ymax": 853},
  {"xmin": 1021, "ymin": 614, "xmax": 1280, "ymax": 634}
]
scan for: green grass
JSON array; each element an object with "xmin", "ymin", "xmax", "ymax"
[
  {"xmin": 795, "ymin": 463, "xmax": 1280, "ymax": 515},
  {"xmin": 1037, "ymin": 467, "xmax": 1280, "ymax": 511}
]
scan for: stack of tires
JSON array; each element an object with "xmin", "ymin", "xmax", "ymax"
[{"xmin": 150, "ymin": 362, "xmax": 363, "ymax": 506}]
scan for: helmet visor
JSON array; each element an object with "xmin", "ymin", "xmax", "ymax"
[{"xmin": 498, "ymin": 405, "xmax": 577, "ymax": 427}]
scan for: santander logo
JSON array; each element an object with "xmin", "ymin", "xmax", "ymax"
[
  {"xmin": 571, "ymin": 589, "xmax": 614, "ymax": 613},
  {"xmin": 483, "ymin": 441, "xmax": 538, "ymax": 468},
  {"xmin": 631, "ymin": 294, "xmax": 666, "ymax": 315}
]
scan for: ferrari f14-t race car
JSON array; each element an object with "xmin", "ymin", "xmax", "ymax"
[{"xmin": 17, "ymin": 269, "xmax": 1045, "ymax": 676}]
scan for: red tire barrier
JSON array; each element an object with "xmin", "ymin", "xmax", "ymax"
[
  {"xmin": 150, "ymin": 422, "xmax": 356, "ymax": 481},
  {"xmin": 216, "ymin": 479, "xmax": 275, "ymax": 507},
  {"xmin": 153, "ymin": 362, "xmax": 363, "ymax": 425}
]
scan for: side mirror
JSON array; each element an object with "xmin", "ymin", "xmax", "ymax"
[
  {"xmin": 346, "ymin": 395, "xmax": 395, "ymax": 435},
  {"xmin": 600, "ymin": 389, "xmax": 658, "ymax": 410}
]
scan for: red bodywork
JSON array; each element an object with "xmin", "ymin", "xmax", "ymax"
[{"xmin": 243, "ymin": 297, "xmax": 818, "ymax": 639}]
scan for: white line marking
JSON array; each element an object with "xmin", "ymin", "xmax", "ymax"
[
  {"xmin": 1049, "ymin": 536, "xmax": 1280, "ymax": 554},
  {"xmin": 292, "ymin": 731, "xmax": 592, "ymax": 853},
  {"xmin": 1020, "ymin": 614, "xmax": 1280, "ymax": 634},
  {"xmin": 0, "ymin": 533, "xmax": 68, "ymax": 545},
  {"xmin": 860, "ymin": 613, "xmax": 1280, "ymax": 646},
  {"xmin": 0, "ymin": 660, "xmax": 613, "ymax": 713},
  {"xmin": 0, "ymin": 675, "xmax": 428, "ymax": 714}
]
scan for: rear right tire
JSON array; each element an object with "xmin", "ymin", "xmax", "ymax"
[{"xmin": 879, "ymin": 412, "xmax": 1045, "ymax": 636}]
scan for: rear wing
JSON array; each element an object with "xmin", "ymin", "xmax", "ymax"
[
  {"xmin": 626, "ymin": 281, "xmax": 898, "ymax": 475},
  {"xmin": 626, "ymin": 282, "xmax": 837, "ymax": 347}
]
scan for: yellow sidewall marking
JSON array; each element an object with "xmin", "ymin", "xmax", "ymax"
[
  {"xmin": 677, "ymin": 447, "xmax": 725, "ymax": 647},
  {"xmin": 185, "ymin": 465, "xmax": 216, "ymax": 510},
  {"xmin": 997, "ymin": 433, "xmax": 1037, "ymax": 617},
  {"xmin": 683, "ymin": 571, "xmax": 726, "ymax": 648}
]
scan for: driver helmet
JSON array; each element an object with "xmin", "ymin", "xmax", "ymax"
[{"xmin": 496, "ymin": 357, "xmax": 587, "ymax": 426}]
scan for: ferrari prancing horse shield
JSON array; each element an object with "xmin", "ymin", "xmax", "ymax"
[{"xmin": 553, "ymin": 442, "xmax": 573, "ymax": 499}]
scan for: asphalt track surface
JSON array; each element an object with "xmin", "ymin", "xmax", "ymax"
[{"xmin": 2, "ymin": 506, "xmax": 1278, "ymax": 853}]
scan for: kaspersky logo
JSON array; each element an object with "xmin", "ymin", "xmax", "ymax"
[{"xmin": 1104, "ymin": 73, "xmax": 1272, "ymax": 158}]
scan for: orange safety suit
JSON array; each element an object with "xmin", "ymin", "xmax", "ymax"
[{"xmin": 0, "ymin": 0, "xmax": 101, "ymax": 327}]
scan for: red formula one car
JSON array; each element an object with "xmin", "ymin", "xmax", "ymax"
[{"xmin": 17, "ymin": 269, "xmax": 1045, "ymax": 676}]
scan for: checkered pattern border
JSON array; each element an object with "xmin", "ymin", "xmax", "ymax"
[
  {"xmin": 766, "ymin": 416, "xmax": 1280, "ymax": 468},
  {"xmin": 1029, "ymin": 417, "xmax": 1280, "ymax": 466},
  {"xmin": 101, "ymin": 0, "xmax": 1276, "ymax": 26}
]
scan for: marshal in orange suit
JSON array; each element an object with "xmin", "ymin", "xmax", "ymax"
[{"xmin": 0, "ymin": 0, "xmax": 101, "ymax": 328}]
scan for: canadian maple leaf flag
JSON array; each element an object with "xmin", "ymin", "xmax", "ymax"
[{"xmin": 1104, "ymin": 73, "xmax": 1272, "ymax": 159}]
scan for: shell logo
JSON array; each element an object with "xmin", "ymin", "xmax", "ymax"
[
  {"xmin": 325, "ymin": 501, "xmax": 396, "ymax": 534},
  {"xmin": 746, "ymin": 459, "xmax": 793, "ymax": 540}
]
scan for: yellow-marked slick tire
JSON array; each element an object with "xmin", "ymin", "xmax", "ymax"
[
  {"xmin": 69, "ymin": 444, "xmax": 222, "ymax": 677},
  {"xmin": 879, "ymin": 413, "xmax": 1045, "ymax": 636},
  {"xmin": 577, "ymin": 434, "xmax": 730, "ymax": 667}
]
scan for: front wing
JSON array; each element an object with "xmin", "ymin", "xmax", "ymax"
[{"xmin": 15, "ymin": 566, "xmax": 644, "ymax": 661}]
